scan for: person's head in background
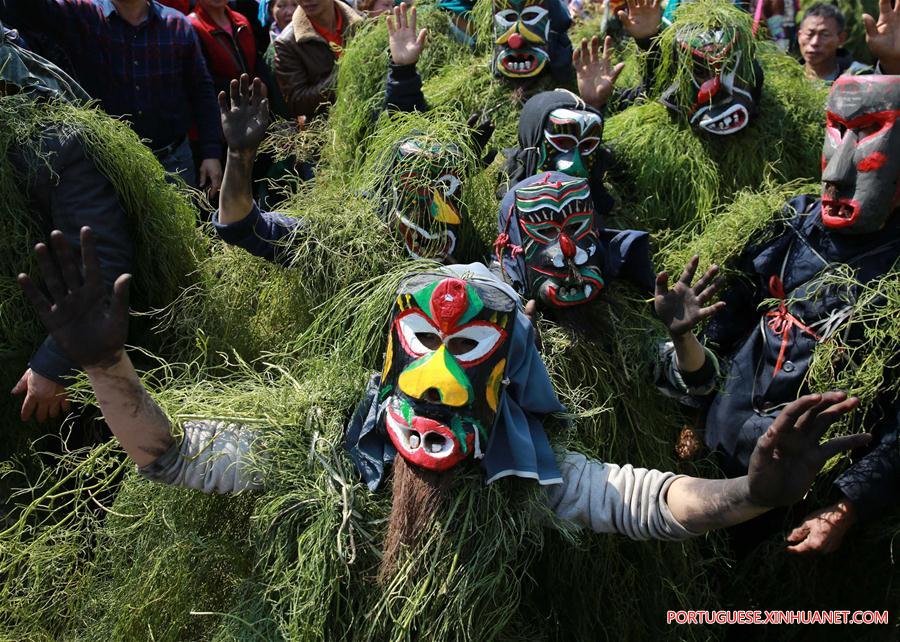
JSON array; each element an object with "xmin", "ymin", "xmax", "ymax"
[
  {"xmin": 797, "ymin": 3, "xmax": 848, "ymax": 80},
  {"xmin": 271, "ymin": 0, "xmax": 300, "ymax": 30},
  {"xmin": 358, "ymin": 0, "xmax": 395, "ymax": 17}
]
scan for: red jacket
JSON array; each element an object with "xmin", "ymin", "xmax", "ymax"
[{"xmin": 188, "ymin": 4, "xmax": 257, "ymax": 95}]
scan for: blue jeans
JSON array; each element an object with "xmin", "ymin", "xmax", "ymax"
[{"xmin": 154, "ymin": 137, "xmax": 196, "ymax": 188}]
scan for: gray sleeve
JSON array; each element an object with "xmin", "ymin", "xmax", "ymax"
[
  {"xmin": 653, "ymin": 340, "xmax": 720, "ymax": 407},
  {"xmin": 544, "ymin": 451, "xmax": 700, "ymax": 541},
  {"xmin": 137, "ymin": 420, "xmax": 265, "ymax": 494}
]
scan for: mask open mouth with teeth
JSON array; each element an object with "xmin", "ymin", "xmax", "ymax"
[
  {"xmin": 661, "ymin": 23, "xmax": 762, "ymax": 136},
  {"xmin": 496, "ymin": 173, "xmax": 605, "ymax": 308},
  {"xmin": 387, "ymin": 139, "xmax": 464, "ymax": 261},
  {"xmin": 821, "ymin": 76, "xmax": 900, "ymax": 235},
  {"xmin": 379, "ymin": 274, "xmax": 515, "ymax": 472},
  {"xmin": 492, "ymin": 0, "xmax": 550, "ymax": 80}
]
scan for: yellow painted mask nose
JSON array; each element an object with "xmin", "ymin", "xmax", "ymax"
[
  {"xmin": 431, "ymin": 189, "xmax": 461, "ymax": 225},
  {"xmin": 398, "ymin": 345, "xmax": 472, "ymax": 407}
]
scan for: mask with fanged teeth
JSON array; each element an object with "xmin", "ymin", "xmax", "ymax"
[
  {"xmin": 821, "ymin": 75, "xmax": 900, "ymax": 235},
  {"xmin": 492, "ymin": 0, "xmax": 550, "ymax": 81},
  {"xmin": 383, "ymin": 138, "xmax": 464, "ymax": 261},
  {"xmin": 660, "ymin": 24, "xmax": 762, "ymax": 136},
  {"xmin": 378, "ymin": 273, "xmax": 516, "ymax": 472},
  {"xmin": 496, "ymin": 173, "xmax": 605, "ymax": 308}
]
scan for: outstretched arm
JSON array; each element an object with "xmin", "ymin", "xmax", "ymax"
[
  {"xmin": 17, "ymin": 228, "xmax": 173, "ymax": 467},
  {"xmin": 667, "ymin": 393, "xmax": 869, "ymax": 533}
]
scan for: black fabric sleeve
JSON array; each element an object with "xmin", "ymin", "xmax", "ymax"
[
  {"xmin": 28, "ymin": 132, "xmax": 134, "ymax": 384},
  {"xmin": 384, "ymin": 62, "xmax": 428, "ymax": 113},
  {"xmin": 834, "ymin": 397, "xmax": 900, "ymax": 523}
]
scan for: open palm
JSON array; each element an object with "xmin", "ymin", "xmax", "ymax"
[
  {"xmin": 574, "ymin": 36, "xmax": 625, "ymax": 110},
  {"xmin": 18, "ymin": 228, "xmax": 130, "ymax": 369},
  {"xmin": 864, "ymin": 0, "xmax": 900, "ymax": 73},
  {"xmin": 219, "ymin": 74, "xmax": 270, "ymax": 154},
  {"xmin": 387, "ymin": 3, "xmax": 427, "ymax": 67}
]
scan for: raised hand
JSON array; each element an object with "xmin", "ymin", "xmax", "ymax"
[
  {"xmin": 573, "ymin": 36, "xmax": 625, "ymax": 110},
  {"xmin": 617, "ymin": 0, "xmax": 662, "ymax": 42},
  {"xmin": 18, "ymin": 228, "xmax": 131, "ymax": 370},
  {"xmin": 387, "ymin": 3, "xmax": 427, "ymax": 67},
  {"xmin": 218, "ymin": 74, "xmax": 270, "ymax": 156},
  {"xmin": 747, "ymin": 393, "xmax": 870, "ymax": 508},
  {"xmin": 654, "ymin": 255, "xmax": 725, "ymax": 337},
  {"xmin": 864, "ymin": 0, "xmax": 900, "ymax": 74}
]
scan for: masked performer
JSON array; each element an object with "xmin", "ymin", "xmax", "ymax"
[
  {"xmin": 214, "ymin": 73, "xmax": 487, "ymax": 264},
  {"xmin": 494, "ymin": 172, "xmax": 655, "ymax": 310},
  {"xmin": 16, "ymin": 231, "xmax": 870, "ymax": 562},
  {"xmin": 1, "ymin": 26, "xmax": 136, "ymax": 425},
  {"xmin": 655, "ymin": 72, "xmax": 900, "ymax": 555}
]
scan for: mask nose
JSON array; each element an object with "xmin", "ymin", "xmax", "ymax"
[
  {"xmin": 508, "ymin": 32, "xmax": 524, "ymax": 49},
  {"xmin": 821, "ymin": 131, "xmax": 858, "ymax": 189},
  {"xmin": 559, "ymin": 232, "xmax": 576, "ymax": 259},
  {"xmin": 398, "ymin": 345, "xmax": 472, "ymax": 407}
]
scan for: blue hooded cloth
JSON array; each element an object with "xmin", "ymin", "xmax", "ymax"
[{"xmin": 345, "ymin": 263, "xmax": 566, "ymax": 490}]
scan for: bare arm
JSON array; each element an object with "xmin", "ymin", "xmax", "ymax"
[
  {"xmin": 85, "ymin": 352, "xmax": 174, "ymax": 468},
  {"xmin": 666, "ymin": 393, "xmax": 870, "ymax": 533}
]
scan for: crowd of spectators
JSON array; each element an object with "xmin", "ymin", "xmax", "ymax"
[{"xmin": 0, "ymin": 0, "xmax": 877, "ymax": 199}]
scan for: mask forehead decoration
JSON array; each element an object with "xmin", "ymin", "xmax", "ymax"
[
  {"xmin": 539, "ymin": 107, "xmax": 604, "ymax": 178},
  {"xmin": 501, "ymin": 175, "xmax": 604, "ymax": 307},
  {"xmin": 492, "ymin": 0, "xmax": 550, "ymax": 81},
  {"xmin": 380, "ymin": 274, "xmax": 516, "ymax": 472},
  {"xmin": 821, "ymin": 76, "xmax": 900, "ymax": 234},
  {"xmin": 389, "ymin": 138, "xmax": 464, "ymax": 260}
]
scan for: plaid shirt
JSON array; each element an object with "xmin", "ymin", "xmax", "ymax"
[{"xmin": 0, "ymin": 0, "xmax": 222, "ymax": 158}]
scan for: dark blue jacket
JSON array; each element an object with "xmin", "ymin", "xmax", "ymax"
[
  {"xmin": 702, "ymin": 195, "xmax": 900, "ymax": 521},
  {"xmin": 212, "ymin": 203, "xmax": 303, "ymax": 267}
]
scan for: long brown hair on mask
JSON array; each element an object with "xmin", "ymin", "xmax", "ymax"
[{"xmin": 378, "ymin": 455, "xmax": 452, "ymax": 584}]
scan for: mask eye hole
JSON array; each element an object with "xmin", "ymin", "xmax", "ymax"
[
  {"xmin": 416, "ymin": 332, "xmax": 443, "ymax": 351},
  {"xmin": 857, "ymin": 122, "xmax": 882, "ymax": 141},
  {"xmin": 547, "ymin": 134, "xmax": 577, "ymax": 152},
  {"xmin": 446, "ymin": 337, "xmax": 478, "ymax": 355},
  {"xmin": 579, "ymin": 137, "xmax": 600, "ymax": 156},
  {"xmin": 519, "ymin": 7, "xmax": 546, "ymax": 24}
]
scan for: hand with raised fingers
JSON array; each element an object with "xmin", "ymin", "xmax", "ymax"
[
  {"xmin": 617, "ymin": 0, "xmax": 662, "ymax": 42},
  {"xmin": 467, "ymin": 111, "xmax": 497, "ymax": 167},
  {"xmin": 747, "ymin": 392, "xmax": 870, "ymax": 508},
  {"xmin": 218, "ymin": 74, "xmax": 271, "ymax": 156},
  {"xmin": 786, "ymin": 499, "xmax": 857, "ymax": 555},
  {"xmin": 573, "ymin": 36, "xmax": 625, "ymax": 110},
  {"xmin": 654, "ymin": 255, "xmax": 725, "ymax": 338},
  {"xmin": 18, "ymin": 228, "xmax": 131, "ymax": 370},
  {"xmin": 387, "ymin": 2, "xmax": 427, "ymax": 67},
  {"xmin": 864, "ymin": 0, "xmax": 900, "ymax": 74}
]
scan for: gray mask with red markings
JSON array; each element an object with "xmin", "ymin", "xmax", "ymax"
[{"xmin": 821, "ymin": 75, "xmax": 900, "ymax": 234}]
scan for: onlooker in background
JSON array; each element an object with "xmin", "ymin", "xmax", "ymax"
[
  {"xmin": 189, "ymin": 0, "xmax": 258, "ymax": 96},
  {"xmin": 357, "ymin": 0, "xmax": 393, "ymax": 18},
  {"xmin": 749, "ymin": 0, "xmax": 799, "ymax": 52},
  {"xmin": 260, "ymin": 0, "xmax": 300, "ymax": 42},
  {"xmin": 0, "ymin": 0, "xmax": 223, "ymax": 191},
  {"xmin": 273, "ymin": 0, "xmax": 362, "ymax": 120},
  {"xmin": 797, "ymin": 2, "xmax": 871, "ymax": 83}
]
